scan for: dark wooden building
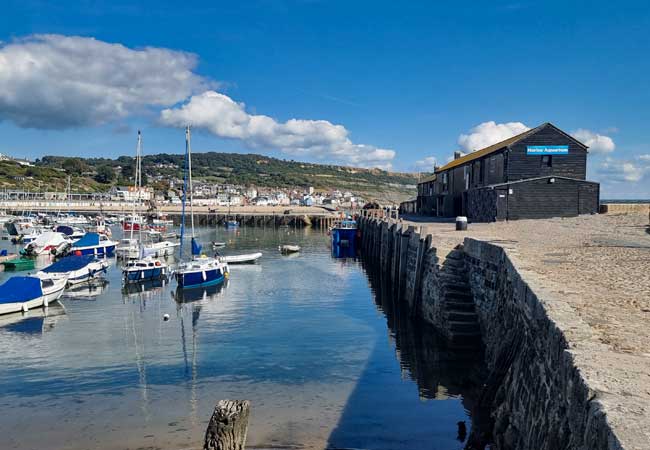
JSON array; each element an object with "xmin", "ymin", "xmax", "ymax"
[{"xmin": 416, "ymin": 122, "xmax": 600, "ymax": 221}]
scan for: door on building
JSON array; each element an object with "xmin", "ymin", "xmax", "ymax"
[{"xmin": 496, "ymin": 188, "xmax": 508, "ymax": 221}]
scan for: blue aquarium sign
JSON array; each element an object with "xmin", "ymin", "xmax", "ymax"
[{"xmin": 527, "ymin": 145, "xmax": 569, "ymax": 155}]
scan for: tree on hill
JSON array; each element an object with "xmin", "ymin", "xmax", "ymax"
[
  {"xmin": 62, "ymin": 158, "xmax": 89, "ymax": 174},
  {"xmin": 95, "ymin": 165, "xmax": 115, "ymax": 184}
]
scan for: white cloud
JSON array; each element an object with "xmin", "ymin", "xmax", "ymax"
[
  {"xmin": 597, "ymin": 157, "xmax": 647, "ymax": 183},
  {"xmin": 458, "ymin": 121, "xmax": 530, "ymax": 152},
  {"xmin": 160, "ymin": 90, "xmax": 395, "ymax": 169},
  {"xmin": 571, "ymin": 129, "xmax": 615, "ymax": 154},
  {"xmin": 639, "ymin": 154, "xmax": 650, "ymax": 162},
  {"xmin": 0, "ymin": 34, "xmax": 209, "ymax": 128},
  {"xmin": 414, "ymin": 156, "xmax": 437, "ymax": 170}
]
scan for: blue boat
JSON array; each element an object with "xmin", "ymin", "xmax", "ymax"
[
  {"xmin": 71, "ymin": 233, "xmax": 117, "ymax": 256},
  {"xmin": 174, "ymin": 127, "xmax": 229, "ymax": 289},
  {"xmin": 330, "ymin": 219, "xmax": 358, "ymax": 248},
  {"xmin": 123, "ymin": 256, "xmax": 169, "ymax": 283}
]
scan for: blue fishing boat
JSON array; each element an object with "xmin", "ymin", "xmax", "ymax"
[
  {"xmin": 330, "ymin": 218, "xmax": 359, "ymax": 254},
  {"xmin": 123, "ymin": 256, "xmax": 169, "ymax": 283},
  {"xmin": 39, "ymin": 255, "xmax": 109, "ymax": 286},
  {"xmin": 71, "ymin": 232, "xmax": 117, "ymax": 256},
  {"xmin": 174, "ymin": 127, "xmax": 229, "ymax": 289}
]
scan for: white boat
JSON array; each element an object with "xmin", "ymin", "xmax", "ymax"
[
  {"xmin": 116, "ymin": 238, "xmax": 140, "ymax": 259},
  {"xmin": 212, "ymin": 241, "xmax": 226, "ymax": 249},
  {"xmin": 279, "ymin": 244, "xmax": 301, "ymax": 254},
  {"xmin": 22, "ymin": 231, "xmax": 69, "ymax": 256},
  {"xmin": 0, "ymin": 276, "xmax": 67, "ymax": 315},
  {"xmin": 55, "ymin": 214, "xmax": 89, "ymax": 226},
  {"xmin": 38, "ymin": 255, "xmax": 109, "ymax": 286},
  {"xmin": 142, "ymin": 240, "xmax": 180, "ymax": 257},
  {"xmin": 54, "ymin": 224, "xmax": 86, "ymax": 240},
  {"xmin": 218, "ymin": 252, "xmax": 262, "ymax": 264}
]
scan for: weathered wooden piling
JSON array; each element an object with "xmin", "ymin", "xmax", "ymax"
[{"xmin": 203, "ymin": 400, "xmax": 250, "ymax": 450}]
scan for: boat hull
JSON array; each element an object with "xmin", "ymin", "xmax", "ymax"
[
  {"xmin": 124, "ymin": 267, "xmax": 168, "ymax": 283},
  {"xmin": 0, "ymin": 281, "xmax": 66, "ymax": 315},
  {"xmin": 71, "ymin": 245, "xmax": 116, "ymax": 256},
  {"xmin": 175, "ymin": 267, "xmax": 225, "ymax": 288},
  {"xmin": 331, "ymin": 227, "xmax": 357, "ymax": 248}
]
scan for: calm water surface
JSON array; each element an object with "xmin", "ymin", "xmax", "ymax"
[{"xmin": 0, "ymin": 226, "xmax": 479, "ymax": 450}]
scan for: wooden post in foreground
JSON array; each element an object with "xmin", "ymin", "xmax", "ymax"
[{"xmin": 204, "ymin": 400, "xmax": 250, "ymax": 450}]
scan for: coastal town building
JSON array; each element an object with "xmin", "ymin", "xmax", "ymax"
[{"xmin": 415, "ymin": 122, "xmax": 600, "ymax": 221}]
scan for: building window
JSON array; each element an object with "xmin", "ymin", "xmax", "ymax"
[
  {"xmin": 541, "ymin": 155, "xmax": 552, "ymax": 167},
  {"xmin": 441, "ymin": 172, "xmax": 448, "ymax": 192}
]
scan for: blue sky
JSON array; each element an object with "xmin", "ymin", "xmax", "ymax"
[{"xmin": 0, "ymin": 0, "xmax": 649, "ymax": 197}]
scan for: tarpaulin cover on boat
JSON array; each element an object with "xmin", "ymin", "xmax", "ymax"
[
  {"xmin": 55, "ymin": 225, "xmax": 74, "ymax": 236},
  {"xmin": 0, "ymin": 277, "xmax": 42, "ymax": 304},
  {"xmin": 32, "ymin": 232, "xmax": 67, "ymax": 247},
  {"xmin": 41, "ymin": 255, "xmax": 96, "ymax": 273},
  {"xmin": 73, "ymin": 233, "xmax": 100, "ymax": 247}
]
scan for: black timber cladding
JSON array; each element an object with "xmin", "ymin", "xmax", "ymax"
[
  {"xmin": 415, "ymin": 122, "xmax": 600, "ymax": 220},
  {"xmin": 507, "ymin": 126, "xmax": 587, "ymax": 181}
]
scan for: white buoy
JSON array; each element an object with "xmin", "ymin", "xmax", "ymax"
[{"xmin": 163, "ymin": 314, "xmax": 170, "ymax": 321}]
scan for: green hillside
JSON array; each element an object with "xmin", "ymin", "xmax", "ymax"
[{"xmin": 2, "ymin": 153, "xmax": 419, "ymax": 203}]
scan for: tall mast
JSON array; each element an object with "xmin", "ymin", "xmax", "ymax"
[
  {"xmin": 187, "ymin": 126, "xmax": 195, "ymax": 238},
  {"xmin": 137, "ymin": 130, "xmax": 143, "ymax": 242}
]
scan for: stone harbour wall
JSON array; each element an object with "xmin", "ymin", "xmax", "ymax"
[
  {"xmin": 463, "ymin": 238, "xmax": 622, "ymax": 450},
  {"xmin": 358, "ymin": 217, "xmax": 623, "ymax": 450}
]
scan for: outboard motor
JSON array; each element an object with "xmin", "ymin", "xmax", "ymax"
[{"xmin": 51, "ymin": 241, "xmax": 72, "ymax": 257}]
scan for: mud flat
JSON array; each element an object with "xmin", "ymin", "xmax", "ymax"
[{"xmin": 359, "ymin": 212, "xmax": 650, "ymax": 449}]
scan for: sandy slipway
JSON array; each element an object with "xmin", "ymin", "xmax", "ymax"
[{"xmin": 360, "ymin": 211, "xmax": 650, "ymax": 449}]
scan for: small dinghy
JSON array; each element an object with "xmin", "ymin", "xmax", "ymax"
[
  {"xmin": 0, "ymin": 276, "xmax": 67, "ymax": 315},
  {"xmin": 279, "ymin": 244, "xmax": 300, "ymax": 254},
  {"xmin": 39, "ymin": 255, "xmax": 109, "ymax": 286},
  {"xmin": 1, "ymin": 257, "xmax": 35, "ymax": 271},
  {"xmin": 218, "ymin": 252, "xmax": 262, "ymax": 264},
  {"xmin": 212, "ymin": 241, "xmax": 226, "ymax": 249}
]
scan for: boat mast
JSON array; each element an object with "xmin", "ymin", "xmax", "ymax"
[
  {"xmin": 137, "ymin": 130, "xmax": 143, "ymax": 244},
  {"xmin": 187, "ymin": 127, "xmax": 195, "ymax": 238},
  {"xmin": 179, "ymin": 127, "xmax": 189, "ymax": 260}
]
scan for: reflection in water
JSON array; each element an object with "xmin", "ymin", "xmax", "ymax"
[
  {"xmin": 64, "ymin": 279, "xmax": 110, "ymax": 300},
  {"xmin": 326, "ymin": 260, "xmax": 489, "ymax": 449},
  {"xmin": 0, "ymin": 226, "xmax": 486, "ymax": 450},
  {"xmin": 0, "ymin": 305, "xmax": 66, "ymax": 336}
]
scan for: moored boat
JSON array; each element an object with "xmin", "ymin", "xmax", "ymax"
[
  {"xmin": 217, "ymin": 252, "xmax": 262, "ymax": 264},
  {"xmin": 39, "ymin": 255, "xmax": 109, "ymax": 286},
  {"xmin": 174, "ymin": 127, "xmax": 229, "ymax": 289},
  {"xmin": 0, "ymin": 257, "xmax": 35, "ymax": 271},
  {"xmin": 0, "ymin": 276, "xmax": 67, "ymax": 315},
  {"xmin": 116, "ymin": 238, "xmax": 140, "ymax": 259},
  {"xmin": 71, "ymin": 232, "xmax": 117, "ymax": 256},
  {"xmin": 22, "ymin": 232, "xmax": 69, "ymax": 256},
  {"xmin": 122, "ymin": 256, "xmax": 169, "ymax": 283},
  {"xmin": 279, "ymin": 244, "xmax": 301, "ymax": 254}
]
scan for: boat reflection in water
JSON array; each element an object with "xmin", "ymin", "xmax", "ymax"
[
  {"xmin": 121, "ymin": 277, "xmax": 167, "ymax": 298},
  {"xmin": 172, "ymin": 281, "xmax": 226, "ymax": 304},
  {"xmin": 62, "ymin": 279, "xmax": 109, "ymax": 300},
  {"xmin": 331, "ymin": 242, "xmax": 358, "ymax": 259},
  {"xmin": 0, "ymin": 304, "xmax": 66, "ymax": 336}
]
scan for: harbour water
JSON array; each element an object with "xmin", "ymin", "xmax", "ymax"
[{"xmin": 0, "ymin": 226, "xmax": 484, "ymax": 450}]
